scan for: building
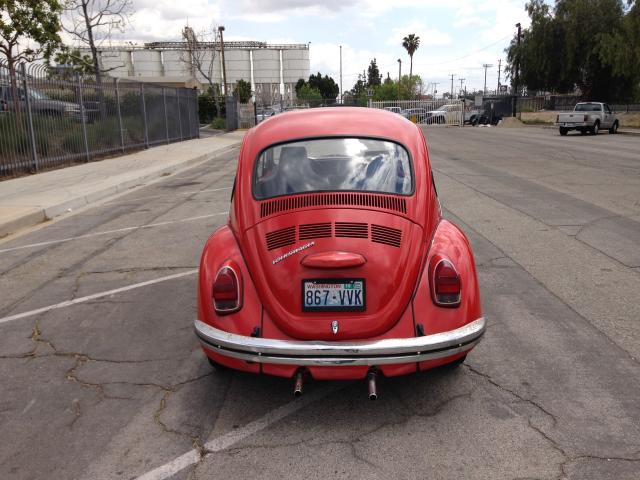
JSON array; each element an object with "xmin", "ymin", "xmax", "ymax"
[{"xmin": 90, "ymin": 38, "xmax": 310, "ymax": 105}]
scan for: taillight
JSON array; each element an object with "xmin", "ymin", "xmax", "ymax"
[
  {"xmin": 212, "ymin": 266, "xmax": 242, "ymax": 314},
  {"xmin": 431, "ymin": 259, "xmax": 461, "ymax": 307}
]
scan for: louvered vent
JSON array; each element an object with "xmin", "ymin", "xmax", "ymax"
[
  {"xmin": 265, "ymin": 226, "xmax": 296, "ymax": 251},
  {"xmin": 260, "ymin": 193, "xmax": 407, "ymax": 218},
  {"xmin": 371, "ymin": 224, "xmax": 402, "ymax": 247},
  {"xmin": 299, "ymin": 222, "xmax": 332, "ymax": 240},
  {"xmin": 335, "ymin": 222, "xmax": 369, "ymax": 238}
]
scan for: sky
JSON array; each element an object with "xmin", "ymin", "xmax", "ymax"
[{"xmin": 85, "ymin": 0, "xmax": 536, "ymax": 96}]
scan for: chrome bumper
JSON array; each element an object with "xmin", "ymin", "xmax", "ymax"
[{"xmin": 194, "ymin": 317, "xmax": 486, "ymax": 366}]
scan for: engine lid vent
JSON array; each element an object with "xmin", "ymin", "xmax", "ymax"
[
  {"xmin": 299, "ymin": 222, "xmax": 332, "ymax": 240},
  {"xmin": 335, "ymin": 222, "xmax": 369, "ymax": 238},
  {"xmin": 260, "ymin": 193, "xmax": 407, "ymax": 218},
  {"xmin": 266, "ymin": 226, "xmax": 296, "ymax": 251},
  {"xmin": 371, "ymin": 224, "xmax": 402, "ymax": 247}
]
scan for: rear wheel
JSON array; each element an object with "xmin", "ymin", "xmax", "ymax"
[
  {"xmin": 580, "ymin": 129, "xmax": 587, "ymax": 135},
  {"xmin": 609, "ymin": 121, "xmax": 618, "ymax": 134},
  {"xmin": 591, "ymin": 121, "xmax": 600, "ymax": 135},
  {"xmin": 443, "ymin": 354, "xmax": 467, "ymax": 369},
  {"xmin": 559, "ymin": 127, "xmax": 568, "ymax": 136}
]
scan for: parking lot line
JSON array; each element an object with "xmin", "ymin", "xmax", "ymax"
[
  {"xmin": 104, "ymin": 186, "xmax": 233, "ymax": 205},
  {"xmin": 135, "ymin": 383, "xmax": 345, "ymax": 480},
  {"xmin": 0, "ymin": 212, "xmax": 228, "ymax": 254},
  {"xmin": 0, "ymin": 269, "xmax": 198, "ymax": 325}
]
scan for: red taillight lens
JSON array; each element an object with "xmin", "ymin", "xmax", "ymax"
[
  {"xmin": 212, "ymin": 266, "xmax": 241, "ymax": 314},
  {"xmin": 433, "ymin": 259, "xmax": 461, "ymax": 307}
]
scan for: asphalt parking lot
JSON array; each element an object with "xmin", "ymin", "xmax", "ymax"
[{"xmin": 1, "ymin": 126, "xmax": 639, "ymax": 479}]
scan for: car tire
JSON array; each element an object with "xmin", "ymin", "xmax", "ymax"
[
  {"xmin": 580, "ymin": 129, "xmax": 587, "ymax": 135},
  {"xmin": 609, "ymin": 121, "xmax": 618, "ymax": 134},
  {"xmin": 591, "ymin": 121, "xmax": 599, "ymax": 135},
  {"xmin": 559, "ymin": 127, "xmax": 568, "ymax": 136},
  {"xmin": 442, "ymin": 354, "xmax": 467, "ymax": 369}
]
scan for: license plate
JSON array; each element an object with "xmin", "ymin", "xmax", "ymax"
[{"xmin": 302, "ymin": 279, "xmax": 365, "ymax": 312}]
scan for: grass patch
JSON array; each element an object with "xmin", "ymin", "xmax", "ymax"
[{"xmin": 210, "ymin": 117, "xmax": 226, "ymax": 130}]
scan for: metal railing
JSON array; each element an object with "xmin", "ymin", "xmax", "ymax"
[
  {"xmin": 369, "ymin": 100, "xmax": 465, "ymax": 126},
  {"xmin": 0, "ymin": 61, "xmax": 199, "ymax": 177}
]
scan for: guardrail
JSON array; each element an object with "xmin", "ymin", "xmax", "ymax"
[{"xmin": 0, "ymin": 61, "xmax": 199, "ymax": 177}]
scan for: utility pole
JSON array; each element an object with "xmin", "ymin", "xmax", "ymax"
[
  {"xmin": 218, "ymin": 26, "xmax": 227, "ymax": 96},
  {"xmin": 497, "ymin": 59, "xmax": 502, "ymax": 93},
  {"xmin": 432, "ymin": 82, "xmax": 439, "ymax": 98},
  {"xmin": 459, "ymin": 78, "xmax": 465, "ymax": 98},
  {"xmin": 513, "ymin": 23, "xmax": 522, "ymax": 117},
  {"xmin": 397, "ymin": 59, "xmax": 402, "ymax": 100},
  {"xmin": 482, "ymin": 63, "xmax": 493, "ymax": 95},
  {"xmin": 449, "ymin": 74, "xmax": 455, "ymax": 99},
  {"xmin": 339, "ymin": 45, "xmax": 342, "ymax": 104}
]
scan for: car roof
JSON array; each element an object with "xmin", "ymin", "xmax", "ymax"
[{"xmin": 247, "ymin": 107, "xmax": 420, "ymax": 147}]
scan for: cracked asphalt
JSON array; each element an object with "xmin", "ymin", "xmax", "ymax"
[{"xmin": 1, "ymin": 126, "xmax": 639, "ymax": 479}]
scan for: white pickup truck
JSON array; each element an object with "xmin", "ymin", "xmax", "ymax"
[{"xmin": 556, "ymin": 102, "xmax": 619, "ymax": 136}]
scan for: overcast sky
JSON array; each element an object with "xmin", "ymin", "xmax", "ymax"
[{"xmin": 93, "ymin": 0, "xmax": 535, "ymax": 95}]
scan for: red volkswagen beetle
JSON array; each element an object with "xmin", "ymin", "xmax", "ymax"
[{"xmin": 195, "ymin": 107, "xmax": 485, "ymax": 398}]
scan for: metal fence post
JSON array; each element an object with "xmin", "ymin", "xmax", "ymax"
[
  {"xmin": 162, "ymin": 87, "xmax": 169, "ymax": 144},
  {"xmin": 76, "ymin": 73, "xmax": 90, "ymax": 162},
  {"xmin": 20, "ymin": 63, "xmax": 38, "ymax": 171},
  {"xmin": 140, "ymin": 83, "xmax": 149, "ymax": 148},
  {"xmin": 196, "ymin": 90, "xmax": 200, "ymax": 138},
  {"xmin": 114, "ymin": 78, "xmax": 125, "ymax": 153},
  {"xmin": 177, "ymin": 88, "xmax": 183, "ymax": 140}
]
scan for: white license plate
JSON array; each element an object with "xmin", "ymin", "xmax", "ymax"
[{"xmin": 302, "ymin": 279, "xmax": 365, "ymax": 312}]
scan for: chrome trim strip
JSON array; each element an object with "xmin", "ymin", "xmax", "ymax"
[{"xmin": 194, "ymin": 317, "xmax": 485, "ymax": 366}]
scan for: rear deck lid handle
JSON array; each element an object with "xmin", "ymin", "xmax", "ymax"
[{"xmin": 301, "ymin": 251, "xmax": 366, "ymax": 269}]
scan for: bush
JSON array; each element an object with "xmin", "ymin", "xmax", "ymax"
[{"xmin": 210, "ymin": 117, "xmax": 226, "ymax": 130}]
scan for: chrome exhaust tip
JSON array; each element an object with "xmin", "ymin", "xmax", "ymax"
[
  {"xmin": 367, "ymin": 370, "xmax": 378, "ymax": 401},
  {"xmin": 293, "ymin": 370, "xmax": 304, "ymax": 397}
]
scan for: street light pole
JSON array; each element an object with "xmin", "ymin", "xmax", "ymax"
[
  {"xmin": 339, "ymin": 45, "xmax": 343, "ymax": 104},
  {"xmin": 218, "ymin": 26, "xmax": 227, "ymax": 96},
  {"xmin": 397, "ymin": 58, "xmax": 402, "ymax": 100},
  {"xmin": 449, "ymin": 74, "xmax": 455, "ymax": 99}
]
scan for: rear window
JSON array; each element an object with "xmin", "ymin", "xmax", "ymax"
[
  {"xmin": 575, "ymin": 104, "xmax": 601, "ymax": 112},
  {"xmin": 253, "ymin": 138, "xmax": 413, "ymax": 199}
]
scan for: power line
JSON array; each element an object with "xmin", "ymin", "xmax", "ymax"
[{"xmin": 412, "ymin": 35, "xmax": 511, "ymax": 67}]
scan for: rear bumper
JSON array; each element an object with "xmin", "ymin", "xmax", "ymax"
[
  {"xmin": 557, "ymin": 122, "xmax": 589, "ymax": 128},
  {"xmin": 194, "ymin": 317, "xmax": 486, "ymax": 366}
]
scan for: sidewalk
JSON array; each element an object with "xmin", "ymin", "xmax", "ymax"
[{"xmin": 0, "ymin": 131, "xmax": 245, "ymax": 238}]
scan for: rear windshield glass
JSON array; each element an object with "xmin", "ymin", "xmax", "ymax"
[
  {"xmin": 575, "ymin": 104, "xmax": 601, "ymax": 112},
  {"xmin": 253, "ymin": 138, "xmax": 413, "ymax": 199}
]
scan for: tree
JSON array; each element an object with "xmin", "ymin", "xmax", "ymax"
[
  {"xmin": 505, "ymin": 0, "xmax": 638, "ymax": 101},
  {"xmin": 308, "ymin": 72, "xmax": 339, "ymax": 100},
  {"xmin": 367, "ymin": 58, "xmax": 381, "ymax": 87},
  {"xmin": 234, "ymin": 79, "xmax": 252, "ymax": 103},
  {"xmin": 294, "ymin": 78, "xmax": 306, "ymax": 96},
  {"xmin": 63, "ymin": 0, "xmax": 132, "ymax": 81},
  {"xmin": 0, "ymin": 0, "xmax": 63, "ymax": 112},
  {"xmin": 297, "ymin": 83, "xmax": 322, "ymax": 100},
  {"xmin": 402, "ymin": 34, "xmax": 420, "ymax": 77},
  {"xmin": 48, "ymin": 47, "xmax": 94, "ymax": 75}
]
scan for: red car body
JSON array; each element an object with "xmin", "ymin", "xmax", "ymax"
[{"xmin": 195, "ymin": 107, "xmax": 485, "ymax": 386}]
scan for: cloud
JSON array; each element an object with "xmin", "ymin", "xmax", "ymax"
[{"xmin": 386, "ymin": 22, "xmax": 452, "ymax": 49}]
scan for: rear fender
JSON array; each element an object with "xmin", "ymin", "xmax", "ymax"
[
  {"xmin": 412, "ymin": 219, "xmax": 482, "ymax": 336},
  {"xmin": 198, "ymin": 226, "xmax": 262, "ymax": 373}
]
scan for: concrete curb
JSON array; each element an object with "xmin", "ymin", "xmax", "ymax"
[
  {"xmin": 525, "ymin": 124, "xmax": 640, "ymax": 136},
  {"xmin": 0, "ymin": 142, "xmax": 240, "ymax": 239}
]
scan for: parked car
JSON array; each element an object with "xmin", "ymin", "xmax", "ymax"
[
  {"xmin": 0, "ymin": 83, "xmax": 97, "ymax": 122},
  {"xmin": 402, "ymin": 107, "xmax": 428, "ymax": 123},
  {"xmin": 194, "ymin": 107, "xmax": 486, "ymax": 398},
  {"xmin": 256, "ymin": 108, "xmax": 276, "ymax": 123},
  {"xmin": 426, "ymin": 104, "xmax": 462, "ymax": 125},
  {"xmin": 556, "ymin": 102, "xmax": 619, "ymax": 135},
  {"xmin": 383, "ymin": 106, "xmax": 402, "ymax": 114}
]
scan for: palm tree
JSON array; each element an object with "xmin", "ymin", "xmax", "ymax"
[{"xmin": 402, "ymin": 34, "xmax": 420, "ymax": 77}]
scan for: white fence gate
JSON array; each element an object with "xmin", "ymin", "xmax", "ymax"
[{"xmin": 369, "ymin": 100, "xmax": 465, "ymax": 126}]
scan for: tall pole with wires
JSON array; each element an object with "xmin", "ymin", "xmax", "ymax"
[
  {"xmin": 512, "ymin": 23, "xmax": 522, "ymax": 117},
  {"xmin": 497, "ymin": 59, "xmax": 502, "ymax": 93},
  {"xmin": 397, "ymin": 59, "xmax": 402, "ymax": 100},
  {"xmin": 482, "ymin": 63, "xmax": 493, "ymax": 94},
  {"xmin": 339, "ymin": 45, "xmax": 343, "ymax": 104},
  {"xmin": 449, "ymin": 74, "xmax": 455, "ymax": 99}
]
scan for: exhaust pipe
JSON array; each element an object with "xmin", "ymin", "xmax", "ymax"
[
  {"xmin": 293, "ymin": 370, "xmax": 304, "ymax": 397},
  {"xmin": 367, "ymin": 370, "xmax": 378, "ymax": 400}
]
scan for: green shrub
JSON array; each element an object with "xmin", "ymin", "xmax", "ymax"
[{"xmin": 210, "ymin": 117, "xmax": 226, "ymax": 130}]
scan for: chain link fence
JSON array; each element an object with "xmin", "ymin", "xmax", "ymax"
[
  {"xmin": 0, "ymin": 61, "xmax": 199, "ymax": 177},
  {"xmin": 370, "ymin": 100, "xmax": 465, "ymax": 126}
]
